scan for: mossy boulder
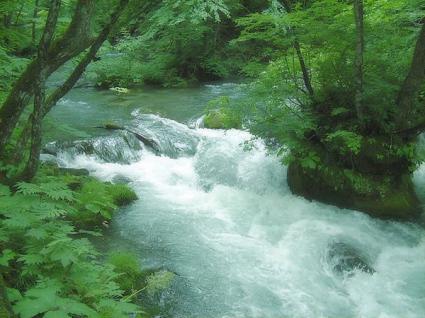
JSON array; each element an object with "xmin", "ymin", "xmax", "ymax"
[
  {"xmin": 203, "ymin": 109, "xmax": 241, "ymax": 129},
  {"xmin": 287, "ymin": 162, "xmax": 422, "ymax": 219}
]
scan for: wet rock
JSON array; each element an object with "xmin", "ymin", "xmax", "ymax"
[
  {"xmin": 58, "ymin": 167, "xmax": 90, "ymax": 176},
  {"xmin": 43, "ymin": 131, "xmax": 143, "ymax": 163},
  {"xmin": 112, "ymin": 175, "xmax": 132, "ymax": 185},
  {"xmin": 131, "ymin": 113, "xmax": 200, "ymax": 158},
  {"xmin": 326, "ymin": 242, "xmax": 375, "ymax": 275},
  {"xmin": 287, "ymin": 162, "xmax": 422, "ymax": 219}
]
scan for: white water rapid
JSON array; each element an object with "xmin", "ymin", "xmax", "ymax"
[{"xmin": 55, "ymin": 112, "xmax": 425, "ymax": 318}]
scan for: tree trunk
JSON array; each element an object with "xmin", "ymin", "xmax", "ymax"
[
  {"xmin": 12, "ymin": 0, "xmax": 131, "ymax": 169},
  {"xmin": 13, "ymin": 0, "xmax": 130, "ymax": 181},
  {"xmin": 279, "ymin": 0, "xmax": 314, "ymax": 98},
  {"xmin": 32, "ymin": 0, "xmax": 40, "ymax": 44},
  {"xmin": 0, "ymin": 0, "xmax": 95, "ymax": 156},
  {"xmin": 396, "ymin": 22, "xmax": 425, "ymax": 129},
  {"xmin": 293, "ymin": 40, "xmax": 314, "ymax": 97},
  {"xmin": 14, "ymin": 1, "xmax": 25, "ymax": 26},
  {"xmin": 20, "ymin": 0, "xmax": 61, "ymax": 181},
  {"xmin": 353, "ymin": 0, "xmax": 364, "ymax": 124},
  {"xmin": 43, "ymin": 0, "xmax": 130, "ymax": 116}
]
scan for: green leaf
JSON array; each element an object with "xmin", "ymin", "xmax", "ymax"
[
  {"xmin": 0, "ymin": 184, "xmax": 10, "ymax": 196},
  {"xmin": 44, "ymin": 310, "xmax": 70, "ymax": 318},
  {"xmin": 0, "ymin": 249, "xmax": 16, "ymax": 266},
  {"xmin": 6, "ymin": 288, "xmax": 22, "ymax": 303}
]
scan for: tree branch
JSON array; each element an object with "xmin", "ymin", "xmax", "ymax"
[{"xmin": 43, "ymin": 0, "xmax": 130, "ymax": 116}]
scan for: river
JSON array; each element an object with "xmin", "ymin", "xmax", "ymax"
[{"xmin": 44, "ymin": 82, "xmax": 425, "ymax": 318}]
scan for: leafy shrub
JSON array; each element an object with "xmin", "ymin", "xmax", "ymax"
[
  {"xmin": 0, "ymin": 176, "xmax": 141, "ymax": 317},
  {"xmin": 107, "ymin": 184, "xmax": 138, "ymax": 207},
  {"xmin": 108, "ymin": 251, "xmax": 143, "ymax": 293}
]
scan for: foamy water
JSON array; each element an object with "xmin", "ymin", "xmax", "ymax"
[{"xmin": 57, "ymin": 116, "xmax": 425, "ymax": 318}]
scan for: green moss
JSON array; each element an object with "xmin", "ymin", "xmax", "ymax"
[
  {"xmin": 204, "ymin": 109, "xmax": 241, "ymax": 129},
  {"xmin": 287, "ymin": 162, "xmax": 421, "ymax": 219}
]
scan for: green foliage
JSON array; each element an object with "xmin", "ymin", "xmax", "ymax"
[
  {"xmin": 108, "ymin": 183, "xmax": 138, "ymax": 206},
  {"xmin": 326, "ymin": 130, "xmax": 362, "ymax": 155},
  {"xmin": 144, "ymin": 271, "xmax": 175, "ymax": 297},
  {"xmin": 231, "ymin": 0, "xmax": 425, "ymax": 197},
  {"xmin": 88, "ymin": 0, "xmax": 273, "ymax": 87},
  {"xmin": 108, "ymin": 251, "xmax": 143, "ymax": 293},
  {"xmin": 0, "ymin": 166, "xmax": 141, "ymax": 317}
]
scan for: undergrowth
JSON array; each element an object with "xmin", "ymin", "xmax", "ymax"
[{"xmin": 0, "ymin": 164, "xmax": 174, "ymax": 317}]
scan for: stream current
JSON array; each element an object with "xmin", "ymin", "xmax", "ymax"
[{"xmin": 45, "ymin": 82, "xmax": 425, "ymax": 318}]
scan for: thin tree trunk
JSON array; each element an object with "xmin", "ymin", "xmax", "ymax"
[
  {"xmin": 32, "ymin": 0, "xmax": 40, "ymax": 44},
  {"xmin": 294, "ymin": 40, "xmax": 314, "ymax": 97},
  {"xmin": 14, "ymin": 1, "xmax": 25, "ymax": 26},
  {"xmin": 279, "ymin": 0, "xmax": 314, "ymax": 98},
  {"xmin": 353, "ymin": 0, "xmax": 364, "ymax": 124},
  {"xmin": 20, "ymin": 0, "xmax": 61, "ymax": 181},
  {"xmin": 396, "ymin": 22, "xmax": 425, "ymax": 129}
]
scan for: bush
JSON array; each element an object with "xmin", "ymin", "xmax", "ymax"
[
  {"xmin": 0, "ymin": 176, "xmax": 140, "ymax": 317},
  {"xmin": 35, "ymin": 164, "xmax": 138, "ymax": 230},
  {"xmin": 108, "ymin": 184, "xmax": 138, "ymax": 207},
  {"xmin": 108, "ymin": 251, "xmax": 144, "ymax": 293}
]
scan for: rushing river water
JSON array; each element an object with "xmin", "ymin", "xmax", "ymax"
[{"xmin": 44, "ymin": 83, "xmax": 425, "ymax": 318}]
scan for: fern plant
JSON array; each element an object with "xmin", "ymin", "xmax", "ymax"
[{"xmin": 0, "ymin": 172, "xmax": 142, "ymax": 317}]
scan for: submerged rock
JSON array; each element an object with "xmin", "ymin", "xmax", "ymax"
[{"xmin": 326, "ymin": 242, "xmax": 375, "ymax": 275}]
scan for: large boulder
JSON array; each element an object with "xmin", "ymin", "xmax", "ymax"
[{"xmin": 287, "ymin": 162, "xmax": 422, "ymax": 219}]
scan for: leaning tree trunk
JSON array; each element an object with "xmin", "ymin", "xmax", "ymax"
[
  {"xmin": 279, "ymin": 0, "xmax": 314, "ymax": 98},
  {"xmin": 32, "ymin": 0, "xmax": 40, "ymax": 44},
  {"xmin": 0, "ymin": 0, "xmax": 95, "ymax": 156},
  {"xmin": 12, "ymin": 0, "xmax": 130, "ymax": 181}
]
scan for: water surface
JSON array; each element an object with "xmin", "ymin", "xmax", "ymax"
[{"xmin": 46, "ymin": 83, "xmax": 425, "ymax": 318}]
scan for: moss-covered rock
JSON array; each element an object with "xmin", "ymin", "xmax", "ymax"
[
  {"xmin": 287, "ymin": 162, "xmax": 422, "ymax": 219},
  {"xmin": 203, "ymin": 109, "xmax": 241, "ymax": 129}
]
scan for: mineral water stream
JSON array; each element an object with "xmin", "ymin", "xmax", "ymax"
[{"xmin": 48, "ymin": 83, "xmax": 425, "ymax": 318}]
